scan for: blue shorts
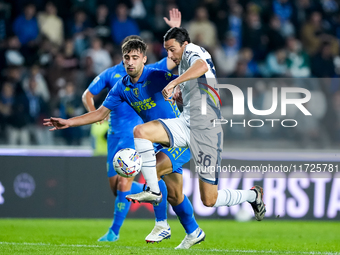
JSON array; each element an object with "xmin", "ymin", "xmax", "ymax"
[
  {"xmin": 107, "ymin": 134, "xmax": 135, "ymax": 178},
  {"xmin": 157, "ymin": 146, "xmax": 191, "ymax": 175},
  {"xmin": 107, "ymin": 136, "xmax": 191, "ymax": 178}
]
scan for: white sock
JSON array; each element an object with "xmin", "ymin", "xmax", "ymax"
[
  {"xmin": 155, "ymin": 220, "xmax": 169, "ymax": 228},
  {"xmin": 134, "ymin": 138, "xmax": 160, "ymax": 193},
  {"xmin": 213, "ymin": 189, "xmax": 256, "ymax": 207}
]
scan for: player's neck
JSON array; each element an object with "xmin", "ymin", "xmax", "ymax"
[{"xmin": 130, "ymin": 67, "xmax": 144, "ymax": 84}]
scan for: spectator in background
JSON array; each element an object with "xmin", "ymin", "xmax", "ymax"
[
  {"xmin": 213, "ymin": 31, "xmax": 239, "ymax": 77},
  {"xmin": 227, "ymin": 3, "xmax": 243, "ymax": 50},
  {"xmin": 261, "ymin": 48, "xmax": 288, "ymax": 77},
  {"xmin": 242, "ymin": 11, "xmax": 266, "ymax": 60},
  {"xmin": 57, "ymin": 81, "xmax": 84, "ymax": 145},
  {"xmin": 12, "ymin": 3, "xmax": 39, "ymax": 46},
  {"xmin": 272, "ymin": 0, "xmax": 295, "ymax": 37},
  {"xmin": 24, "ymin": 77, "xmax": 51, "ymax": 145},
  {"xmin": 301, "ymin": 11, "xmax": 339, "ymax": 56},
  {"xmin": 266, "ymin": 15, "xmax": 286, "ymax": 53},
  {"xmin": 2, "ymin": 35, "xmax": 25, "ymax": 67},
  {"xmin": 286, "ymin": 36, "xmax": 311, "ymax": 77},
  {"xmin": 0, "ymin": 81, "xmax": 14, "ymax": 141},
  {"xmin": 62, "ymin": 39, "xmax": 78, "ymax": 69},
  {"xmin": 46, "ymin": 53, "xmax": 76, "ymax": 106},
  {"xmin": 239, "ymin": 48, "xmax": 260, "ymax": 77},
  {"xmin": 7, "ymin": 82, "xmax": 30, "ymax": 145},
  {"xmin": 311, "ymin": 42, "xmax": 336, "ymax": 77},
  {"xmin": 229, "ymin": 60, "xmax": 252, "ymax": 78},
  {"xmin": 71, "ymin": 0, "xmax": 96, "ymax": 16},
  {"xmin": 187, "ymin": 6, "xmax": 217, "ymax": 50},
  {"xmin": 111, "ymin": 3, "xmax": 140, "ymax": 45},
  {"xmin": 92, "ymin": 4, "xmax": 111, "ymax": 44},
  {"xmin": 38, "ymin": 1, "xmax": 64, "ymax": 47},
  {"xmin": 130, "ymin": 0, "xmax": 147, "ymax": 29},
  {"xmin": 67, "ymin": 9, "xmax": 91, "ymax": 57},
  {"xmin": 22, "ymin": 64, "xmax": 50, "ymax": 102},
  {"xmin": 83, "ymin": 37, "xmax": 112, "ymax": 76}
]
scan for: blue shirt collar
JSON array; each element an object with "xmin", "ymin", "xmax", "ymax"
[{"xmin": 125, "ymin": 66, "xmax": 148, "ymax": 87}]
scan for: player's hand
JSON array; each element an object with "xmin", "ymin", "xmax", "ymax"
[
  {"xmin": 43, "ymin": 117, "xmax": 71, "ymax": 131},
  {"xmin": 164, "ymin": 8, "xmax": 181, "ymax": 28},
  {"xmin": 172, "ymin": 85, "xmax": 183, "ymax": 105},
  {"xmin": 96, "ymin": 115, "xmax": 109, "ymax": 125},
  {"xmin": 162, "ymin": 80, "xmax": 177, "ymax": 103}
]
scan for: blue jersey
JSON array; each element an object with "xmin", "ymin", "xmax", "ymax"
[
  {"xmin": 103, "ymin": 67, "xmax": 181, "ymax": 122},
  {"xmin": 87, "ymin": 58, "xmax": 169, "ymax": 135}
]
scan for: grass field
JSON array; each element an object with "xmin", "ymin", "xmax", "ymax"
[{"xmin": 0, "ymin": 219, "xmax": 339, "ymax": 254}]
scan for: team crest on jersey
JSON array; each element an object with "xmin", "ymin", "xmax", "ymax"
[
  {"xmin": 165, "ymin": 72, "xmax": 172, "ymax": 81},
  {"xmin": 133, "ymin": 88, "xmax": 139, "ymax": 97}
]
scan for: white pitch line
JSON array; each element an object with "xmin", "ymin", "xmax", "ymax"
[
  {"xmin": 0, "ymin": 242, "xmax": 339, "ymax": 255},
  {"xmin": 0, "ymin": 242, "xmax": 110, "ymax": 248}
]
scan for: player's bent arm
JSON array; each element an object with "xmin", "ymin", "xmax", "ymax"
[
  {"xmin": 68, "ymin": 105, "xmax": 110, "ymax": 127},
  {"xmin": 82, "ymin": 89, "xmax": 96, "ymax": 112},
  {"xmin": 172, "ymin": 59, "xmax": 208, "ymax": 87}
]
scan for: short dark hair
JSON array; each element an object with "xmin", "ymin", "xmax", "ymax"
[
  {"xmin": 163, "ymin": 27, "xmax": 191, "ymax": 46},
  {"xmin": 121, "ymin": 35, "xmax": 143, "ymax": 46},
  {"xmin": 121, "ymin": 39, "xmax": 147, "ymax": 55}
]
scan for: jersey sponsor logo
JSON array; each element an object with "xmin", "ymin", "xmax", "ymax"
[
  {"xmin": 124, "ymin": 87, "xmax": 131, "ymax": 92},
  {"xmin": 133, "ymin": 88, "xmax": 139, "ymax": 97},
  {"xmin": 165, "ymin": 72, "xmax": 172, "ymax": 81},
  {"xmin": 142, "ymin": 81, "xmax": 151, "ymax": 87},
  {"xmin": 114, "ymin": 74, "xmax": 122, "ymax": 78},
  {"xmin": 131, "ymin": 97, "xmax": 157, "ymax": 113},
  {"xmin": 198, "ymin": 82, "xmax": 222, "ymax": 107}
]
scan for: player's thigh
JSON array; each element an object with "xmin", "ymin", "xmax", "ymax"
[
  {"xmin": 199, "ymin": 179, "xmax": 218, "ymax": 207},
  {"xmin": 191, "ymin": 128, "xmax": 223, "ymax": 186},
  {"xmin": 163, "ymin": 173, "xmax": 184, "ymax": 206},
  {"xmin": 133, "ymin": 120, "xmax": 170, "ymax": 145}
]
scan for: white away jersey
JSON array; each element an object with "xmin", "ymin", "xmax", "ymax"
[{"xmin": 178, "ymin": 43, "xmax": 221, "ymax": 129}]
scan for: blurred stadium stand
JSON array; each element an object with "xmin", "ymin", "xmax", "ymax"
[{"xmin": 0, "ymin": 0, "xmax": 340, "ymax": 150}]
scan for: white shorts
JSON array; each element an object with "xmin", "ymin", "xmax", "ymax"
[{"xmin": 158, "ymin": 115, "xmax": 223, "ymax": 185}]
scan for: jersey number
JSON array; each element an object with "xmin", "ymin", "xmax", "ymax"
[{"xmin": 197, "ymin": 151, "xmax": 212, "ymax": 167}]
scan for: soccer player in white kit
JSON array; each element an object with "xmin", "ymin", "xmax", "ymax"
[{"xmin": 127, "ymin": 27, "xmax": 266, "ymax": 230}]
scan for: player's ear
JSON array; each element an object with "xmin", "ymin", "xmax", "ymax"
[{"xmin": 143, "ymin": 55, "xmax": 147, "ymax": 64}]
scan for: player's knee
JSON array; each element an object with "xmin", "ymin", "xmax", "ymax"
[
  {"xmin": 201, "ymin": 197, "xmax": 216, "ymax": 207},
  {"xmin": 133, "ymin": 124, "xmax": 147, "ymax": 139}
]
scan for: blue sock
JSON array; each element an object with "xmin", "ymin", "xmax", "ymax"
[
  {"xmin": 153, "ymin": 179, "xmax": 167, "ymax": 222},
  {"xmin": 110, "ymin": 190, "xmax": 131, "ymax": 235},
  {"xmin": 172, "ymin": 195, "xmax": 198, "ymax": 234},
  {"xmin": 131, "ymin": 181, "xmax": 144, "ymax": 194}
]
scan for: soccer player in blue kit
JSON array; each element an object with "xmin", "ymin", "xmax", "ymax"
[
  {"xmin": 44, "ymin": 38, "xmax": 205, "ymax": 249},
  {"xmin": 81, "ymin": 9, "xmax": 183, "ymax": 244}
]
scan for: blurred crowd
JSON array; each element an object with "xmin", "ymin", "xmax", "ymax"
[{"xmin": 0, "ymin": 0, "xmax": 340, "ymax": 148}]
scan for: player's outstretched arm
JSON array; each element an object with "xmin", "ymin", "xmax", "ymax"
[
  {"xmin": 43, "ymin": 105, "xmax": 111, "ymax": 131},
  {"xmin": 165, "ymin": 8, "xmax": 182, "ymax": 71},
  {"xmin": 164, "ymin": 8, "xmax": 181, "ymax": 28},
  {"xmin": 162, "ymin": 59, "xmax": 208, "ymax": 101}
]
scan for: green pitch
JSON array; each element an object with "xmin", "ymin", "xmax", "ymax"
[{"xmin": 0, "ymin": 219, "xmax": 339, "ymax": 254}]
